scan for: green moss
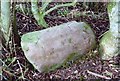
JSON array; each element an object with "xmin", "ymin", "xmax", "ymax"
[
  {"xmin": 83, "ymin": 23, "xmax": 95, "ymax": 35},
  {"xmin": 43, "ymin": 63, "xmax": 62, "ymax": 72},
  {"xmin": 84, "ymin": 23, "xmax": 90, "ymax": 30},
  {"xmin": 43, "ymin": 52, "xmax": 82, "ymax": 72},
  {"xmin": 62, "ymin": 52, "xmax": 80, "ymax": 67},
  {"xmin": 43, "ymin": 51, "xmax": 97, "ymax": 72},
  {"xmin": 68, "ymin": 38, "xmax": 72, "ymax": 43},
  {"xmin": 21, "ymin": 31, "xmax": 41, "ymax": 52},
  {"xmin": 99, "ymin": 31, "xmax": 112, "ymax": 53},
  {"xmin": 100, "ymin": 31, "xmax": 114, "ymax": 44},
  {"xmin": 79, "ymin": 76, "xmax": 84, "ymax": 81},
  {"xmin": 99, "ymin": 31, "xmax": 118, "ymax": 59},
  {"xmin": 21, "ymin": 31, "xmax": 40, "ymax": 43},
  {"xmin": 22, "ymin": 45, "xmax": 29, "ymax": 52},
  {"xmin": 107, "ymin": 1, "xmax": 116, "ymax": 13}
]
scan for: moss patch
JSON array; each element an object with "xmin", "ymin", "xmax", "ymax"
[
  {"xmin": 43, "ymin": 52, "xmax": 83, "ymax": 72},
  {"xmin": 107, "ymin": 1, "xmax": 116, "ymax": 13},
  {"xmin": 42, "ymin": 50, "xmax": 97, "ymax": 72},
  {"xmin": 83, "ymin": 22, "xmax": 94, "ymax": 34},
  {"xmin": 100, "ymin": 31, "xmax": 114, "ymax": 44},
  {"xmin": 62, "ymin": 53, "xmax": 78, "ymax": 67},
  {"xmin": 21, "ymin": 31, "xmax": 40, "ymax": 43},
  {"xmin": 99, "ymin": 31, "xmax": 119, "ymax": 59},
  {"xmin": 43, "ymin": 63, "xmax": 62, "ymax": 72},
  {"xmin": 84, "ymin": 23, "xmax": 90, "ymax": 30}
]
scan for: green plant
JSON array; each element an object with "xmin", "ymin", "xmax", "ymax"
[
  {"xmin": 31, "ymin": 0, "xmax": 77, "ymax": 28},
  {"xmin": 16, "ymin": 3, "xmax": 31, "ymax": 15},
  {"xmin": 57, "ymin": 9, "xmax": 70, "ymax": 17}
]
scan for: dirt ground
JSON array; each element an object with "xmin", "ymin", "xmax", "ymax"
[{"xmin": 2, "ymin": 2, "xmax": 120, "ymax": 80}]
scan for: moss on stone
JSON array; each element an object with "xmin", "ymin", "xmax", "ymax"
[
  {"xmin": 21, "ymin": 31, "xmax": 40, "ymax": 43},
  {"xmin": 43, "ymin": 52, "xmax": 82, "ymax": 72},
  {"xmin": 62, "ymin": 52, "xmax": 82, "ymax": 68},
  {"xmin": 84, "ymin": 23, "xmax": 90, "ymax": 30},
  {"xmin": 68, "ymin": 38, "xmax": 72, "ymax": 43},
  {"xmin": 43, "ymin": 63, "xmax": 62, "ymax": 72},
  {"xmin": 83, "ymin": 23, "xmax": 96, "ymax": 37},
  {"xmin": 22, "ymin": 45, "xmax": 29, "ymax": 52}
]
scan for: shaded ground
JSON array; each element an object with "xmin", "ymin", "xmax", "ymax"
[{"xmin": 2, "ymin": 2, "xmax": 120, "ymax": 80}]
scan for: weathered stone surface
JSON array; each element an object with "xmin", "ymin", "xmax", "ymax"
[{"xmin": 21, "ymin": 21, "xmax": 96, "ymax": 72}]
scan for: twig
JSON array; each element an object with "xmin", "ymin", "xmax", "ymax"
[
  {"xmin": 87, "ymin": 70, "xmax": 111, "ymax": 79},
  {"xmin": 17, "ymin": 12, "xmax": 29, "ymax": 18},
  {"xmin": 2, "ymin": 69, "xmax": 15, "ymax": 77},
  {"xmin": 17, "ymin": 60, "xmax": 25, "ymax": 80},
  {"xmin": 8, "ymin": 57, "xmax": 17, "ymax": 67},
  {"xmin": 1, "ymin": 45, "xmax": 9, "ymax": 53},
  {"xmin": 46, "ymin": 16, "xmax": 69, "ymax": 21},
  {"xmin": 1, "ymin": 59, "xmax": 10, "ymax": 71},
  {"xmin": 98, "ymin": 30, "xmax": 109, "ymax": 39},
  {"xmin": 44, "ymin": 0, "xmax": 77, "ymax": 16}
]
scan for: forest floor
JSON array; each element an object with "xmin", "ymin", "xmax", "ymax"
[{"xmin": 2, "ymin": 2, "xmax": 120, "ymax": 80}]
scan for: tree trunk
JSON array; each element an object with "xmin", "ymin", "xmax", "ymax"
[
  {"xmin": 99, "ymin": 1, "xmax": 119, "ymax": 60},
  {"xmin": 1, "ymin": 0, "xmax": 10, "ymax": 45}
]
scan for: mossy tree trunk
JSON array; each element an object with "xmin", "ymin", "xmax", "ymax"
[
  {"xmin": 99, "ymin": 1, "xmax": 119, "ymax": 60},
  {"xmin": 1, "ymin": 0, "xmax": 10, "ymax": 45},
  {"xmin": 0, "ymin": 0, "xmax": 11, "ymax": 77}
]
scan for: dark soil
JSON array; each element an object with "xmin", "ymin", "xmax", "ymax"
[{"xmin": 2, "ymin": 2, "xmax": 120, "ymax": 81}]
